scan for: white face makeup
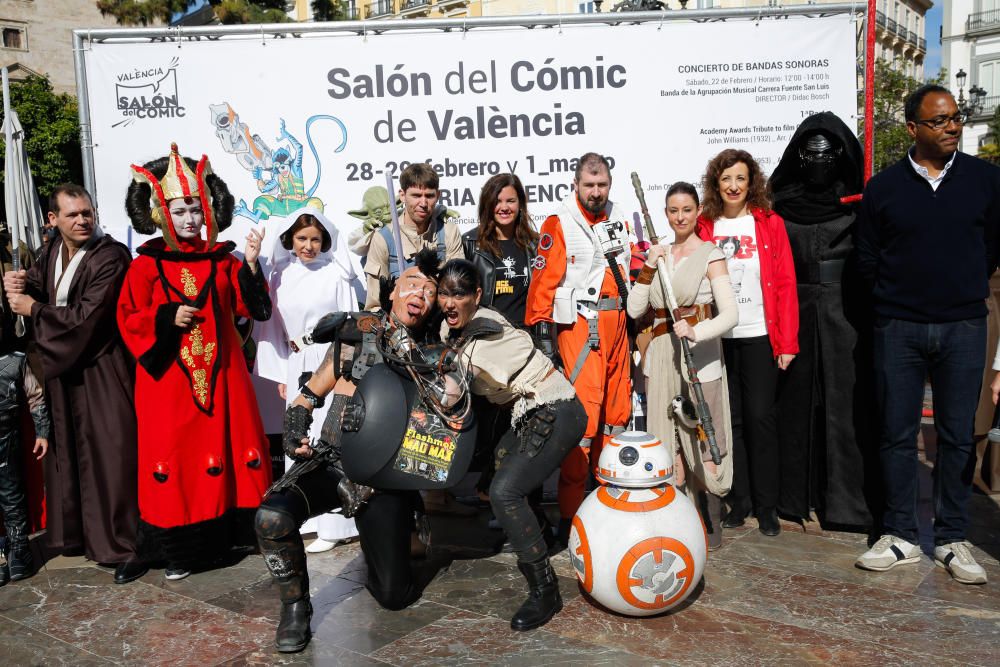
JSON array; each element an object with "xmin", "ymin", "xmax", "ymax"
[{"xmin": 168, "ymin": 198, "xmax": 205, "ymax": 240}]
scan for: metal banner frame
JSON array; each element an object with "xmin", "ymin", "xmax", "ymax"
[{"xmin": 73, "ymin": 4, "xmax": 867, "ymax": 197}]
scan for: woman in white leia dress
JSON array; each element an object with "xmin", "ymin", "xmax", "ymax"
[{"xmin": 256, "ymin": 206, "xmax": 360, "ymax": 552}]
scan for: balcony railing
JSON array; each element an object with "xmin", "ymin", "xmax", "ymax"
[
  {"xmin": 887, "ymin": 18, "xmax": 897, "ymax": 34},
  {"xmin": 875, "ymin": 10, "xmax": 885, "ymax": 27},
  {"xmin": 968, "ymin": 9, "xmax": 1000, "ymax": 34},
  {"xmin": 365, "ymin": 0, "xmax": 394, "ymax": 17},
  {"xmin": 908, "ymin": 30, "xmax": 918, "ymax": 45},
  {"xmin": 972, "ymin": 94, "xmax": 1000, "ymax": 119},
  {"xmin": 918, "ymin": 36, "xmax": 926, "ymax": 51},
  {"xmin": 399, "ymin": 0, "xmax": 430, "ymax": 13}
]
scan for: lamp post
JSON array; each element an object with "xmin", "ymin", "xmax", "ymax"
[
  {"xmin": 956, "ymin": 68, "xmax": 988, "ymax": 117},
  {"xmin": 956, "ymin": 68, "xmax": 969, "ymax": 111}
]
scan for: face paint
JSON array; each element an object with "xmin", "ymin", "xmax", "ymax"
[
  {"xmin": 398, "ymin": 277, "xmax": 435, "ymax": 305},
  {"xmin": 392, "ymin": 268, "xmax": 438, "ymax": 327},
  {"xmin": 399, "ymin": 288, "xmax": 432, "ymax": 304}
]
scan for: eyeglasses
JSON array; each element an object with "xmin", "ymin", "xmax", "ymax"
[{"xmin": 913, "ymin": 113, "xmax": 968, "ymax": 130}]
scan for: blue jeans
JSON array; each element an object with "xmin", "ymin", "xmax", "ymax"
[{"xmin": 873, "ymin": 316, "xmax": 985, "ymax": 545}]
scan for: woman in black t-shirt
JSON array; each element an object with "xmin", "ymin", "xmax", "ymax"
[{"xmin": 462, "ymin": 173, "xmax": 538, "ymax": 327}]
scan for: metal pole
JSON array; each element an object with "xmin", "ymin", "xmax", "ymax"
[
  {"xmin": 73, "ymin": 5, "xmax": 863, "ymax": 41},
  {"xmin": 863, "ymin": 0, "xmax": 876, "ymax": 182},
  {"xmin": 2, "ymin": 66, "xmax": 18, "ymax": 269},
  {"xmin": 384, "ymin": 172, "xmax": 407, "ymax": 278},
  {"xmin": 73, "ymin": 31, "xmax": 97, "ymax": 197},
  {"xmin": 72, "ymin": 5, "xmax": 864, "ymax": 210}
]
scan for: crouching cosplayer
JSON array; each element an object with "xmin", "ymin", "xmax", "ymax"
[
  {"xmin": 254, "ymin": 250, "xmax": 447, "ymax": 653},
  {"xmin": 437, "ymin": 259, "xmax": 587, "ymax": 630}
]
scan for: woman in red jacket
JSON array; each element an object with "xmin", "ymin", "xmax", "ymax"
[{"xmin": 697, "ymin": 148, "xmax": 799, "ymax": 536}]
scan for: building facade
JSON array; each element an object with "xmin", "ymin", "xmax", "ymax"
[
  {"xmin": 943, "ymin": 0, "xmax": 1000, "ymax": 153},
  {"xmin": 492, "ymin": 0, "xmax": 929, "ymax": 79},
  {"xmin": 289, "ymin": 0, "xmax": 483, "ymax": 20},
  {"xmin": 873, "ymin": 0, "xmax": 931, "ymax": 79},
  {"xmin": 0, "ymin": 0, "xmax": 123, "ymax": 94}
]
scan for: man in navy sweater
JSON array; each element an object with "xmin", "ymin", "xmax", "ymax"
[{"xmin": 854, "ymin": 84, "xmax": 1000, "ymax": 585}]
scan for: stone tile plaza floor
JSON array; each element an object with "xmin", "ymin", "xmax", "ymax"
[{"xmin": 2, "ymin": 432, "xmax": 999, "ymax": 666}]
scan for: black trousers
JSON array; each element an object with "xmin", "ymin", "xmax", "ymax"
[
  {"xmin": 723, "ymin": 335, "xmax": 780, "ymax": 513},
  {"xmin": 489, "ymin": 398, "xmax": 587, "ymax": 563},
  {"xmin": 0, "ymin": 412, "xmax": 28, "ymax": 551},
  {"xmin": 259, "ymin": 397, "xmax": 586, "ymax": 609},
  {"xmin": 260, "ymin": 466, "xmax": 426, "ymax": 610},
  {"xmin": 472, "ymin": 398, "xmax": 545, "ymax": 516}
]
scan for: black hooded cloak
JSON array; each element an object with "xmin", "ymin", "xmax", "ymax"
[{"xmin": 770, "ymin": 112, "xmax": 878, "ymax": 529}]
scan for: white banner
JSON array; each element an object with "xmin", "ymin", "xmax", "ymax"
[{"xmin": 83, "ymin": 16, "xmax": 858, "ymax": 273}]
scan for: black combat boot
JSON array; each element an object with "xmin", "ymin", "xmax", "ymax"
[
  {"xmin": 275, "ymin": 575, "xmax": 312, "ymax": 653},
  {"xmin": 510, "ymin": 556, "xmax": 562, "ymax": 631},
  {"xmin": 257, "ymin": 507, "xmax": 313, "ymax": 653},
  {"xmin": 7, "ymin": 527, "xmax": 33, "ymax": 581}
]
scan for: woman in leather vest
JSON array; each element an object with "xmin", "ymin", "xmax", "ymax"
[
  {"xmin": 438, "ymin": 258, "xmax": 586, "ymax": 631},
  {"xmin": 462, "ymin": 174, "xmax": 554, "ymax": 516}
]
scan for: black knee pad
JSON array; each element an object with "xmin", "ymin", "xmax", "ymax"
[
  {"xmin": 255, "ymin": 496, "xmax": 299, "ymax": 540},
  {"xmin": 367, "ymin": 584, "xmax": 417, "ymax": 611}
]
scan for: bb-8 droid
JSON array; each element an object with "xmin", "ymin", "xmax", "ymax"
[{"xmin": 568, "ymin": 430, "xmax": 706, "ymax": 617}]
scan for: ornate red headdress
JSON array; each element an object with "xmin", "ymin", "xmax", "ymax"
[{"xmin": 130, "ymin": 143, "xmax": 218, "ymax": 250}]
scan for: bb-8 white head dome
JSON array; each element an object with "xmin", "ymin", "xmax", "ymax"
[{"xmin": 596, "ymin": 430, "xmax": 672, "ymax": 488}]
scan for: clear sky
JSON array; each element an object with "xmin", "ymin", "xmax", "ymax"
[{"xmin": 925, "ymin": 3, "xmax": 942, "ymax": 80}]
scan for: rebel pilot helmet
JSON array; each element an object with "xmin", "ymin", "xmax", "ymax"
[{"xmin": 596, "ymin": 430, "xmax": 673, "ymax": 489}]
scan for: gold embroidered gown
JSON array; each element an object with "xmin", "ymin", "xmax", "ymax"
[{"xmin": 117, "ymin": 237, "xmax": 272, "ymax": 563}]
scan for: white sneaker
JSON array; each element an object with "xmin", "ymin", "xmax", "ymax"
[
  {"xmin": 933, "ymin": 542, "xmax": 988, "ymax": 585},
  {"xmin": 164, "ymin": 566, "xmax": 191, "ymax": 581},
  {"xmin": 855, "ymin": 535, "xmax": 922, "ymax": 571},
  {"xmin": 305, "ymin": 538, "xmax": 337, "ymax": 554}
]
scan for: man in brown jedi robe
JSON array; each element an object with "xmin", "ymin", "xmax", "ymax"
[{"xmin": 3, "ymin": 184, "xmax": 147, "ymax": 584}]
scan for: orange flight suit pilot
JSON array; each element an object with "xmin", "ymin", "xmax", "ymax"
[{"xmin": 526, "ymin": 188, "xmax": 633, "ymax": 535}]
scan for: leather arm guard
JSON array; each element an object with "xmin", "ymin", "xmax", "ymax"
[
  {"xmin": 331, "ymin": 460, "xmax": 374, "ymax": 518},
  {"xmin": 282, "ymin": 405, "xmax": 313, "ymax": 461}
]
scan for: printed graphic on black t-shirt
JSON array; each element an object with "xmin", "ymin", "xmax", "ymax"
[{"xmin": 492, "ymin": 239, "xmax": 530, "ymax": 326}]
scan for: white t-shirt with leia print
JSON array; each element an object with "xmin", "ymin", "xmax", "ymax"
[{"xmin": 711, "ymin": 215, "xmax": 767, "ymax": 339}]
